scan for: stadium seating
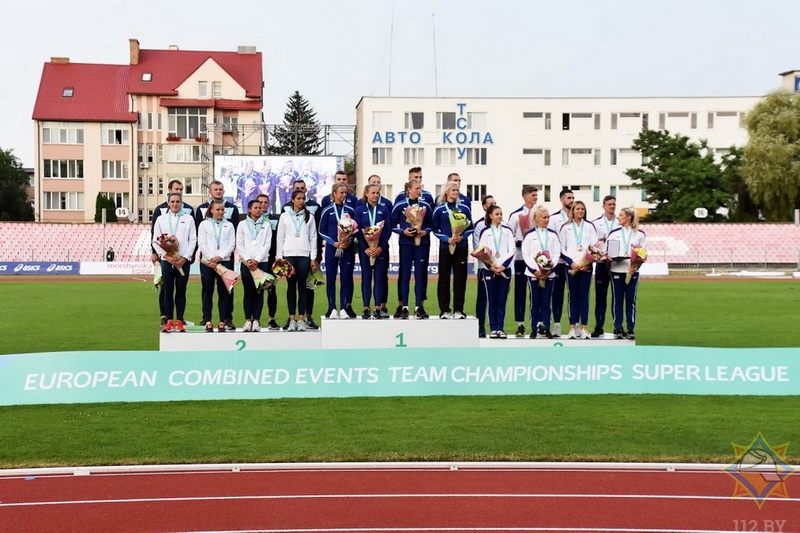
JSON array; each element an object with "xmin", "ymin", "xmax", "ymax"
[{"xmin": 0, "ymin": 222, "xmax": 797, "ymax": 267}]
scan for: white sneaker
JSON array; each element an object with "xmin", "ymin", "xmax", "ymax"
[
  {"xmin": 567, "ymin": 327, "xmax": 577, "ymax": 339},
  {"xmin": 243, "ymin": 320, "xmax": 253, "ymax": 332},
  {"xmin": 252, "ymin": 319, "xmax": 261, "ymax": 332},
  {"xmin": 453, "ymin": 311, "xmax": 466, "ymax": 319},
  {"xmin": 287, "ymin": 320, "xmax": 298, "ymax": 332},
  {"xmin": 296, "ymin": 319, "xmax": 306, "ymax": 332},
  {"xmin": 553, "ymin": 323, "xmax": 562, "ymax": 337},
  {"xmin": 580, "ymin": 327, "xmax": 590, "ymax": 339},
  {"xmin": 338, "ymin": 309, "xmax": 348, "ymax": 319},
  {"xmin": 439, "ymin": 312, "xmax": 452, "ymax": 319}
]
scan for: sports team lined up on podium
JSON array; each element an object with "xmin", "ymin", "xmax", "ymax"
[{"xmin": 152, "ymin": 167, "xmax": 646, "ymax": 340}]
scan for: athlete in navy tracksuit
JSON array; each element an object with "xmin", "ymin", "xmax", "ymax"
[
  {"xmin": 591, "ymin": 195, "xmax": 618, "ymax": 337},
  {"xmin": 354, "ymin": 184, "xmax": 392, "ymax": 318},
  {"xmin": 391, "ymin": 180, "xmax": 433, "ymax": 318},
  {"xmin": 431, "ymin": 182, "xmax": 473, "ymax": 318},
  {"xmin": 318, "ymin": 184, "xmax": 357, "ymax": 317}
]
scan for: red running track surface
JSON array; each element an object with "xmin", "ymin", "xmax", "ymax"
[{"xmin": 0, "ymin": 466, "xmax": 798, "ymax": 532}]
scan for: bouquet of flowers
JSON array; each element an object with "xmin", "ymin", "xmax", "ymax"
[
  {"xmin": 534, "ymin": 250, "xmax": 554, "ymax": 288},
  {"xmin": 569, "ymin": 242, "xmax": 606, "ymax": 276},
  {"xmin": 335, "ymin": 216, "xmax": 358, "ymax": 257},
  {"xmin": 448, "ymin": 210, "xmax": 470, "ymax": 254},
  {"xmin": 155, "ymin": 233, "xmax": 185, "ymax": 276},
  {"xmin": 306, "ymin": 269, "xmax": 325, "ymax": 290},
  {"xmin": 152, "ymin": 260, "xmax": 163, "ymax": 290},
  {"xmin": 362, "ymin": 220, "xmax": 385, "ymax": 266},
  {"xmin": 404, "ymin": 204, "xmax": 427, "ymax": 246},
  {"xmin": 251, "ymin": 267, "xmax": 275, "ymax": 292},
  {"xmin": 471, "ymin": 246, "xmax": 508, "ymax": 278},
  {"xmin": 200, "ymin": 258, "xmax": 240, "ymax": 294},
  {"xmin": 272, "ymin": 258, "xmax": 296, "ymax": 279},
  {"xmin": 517, "ymin": 210, "xmax": 534, "ymax": 236},
  {"xmin": 626, "ymin": 245, "xmax": 648, "ymax": 284}
]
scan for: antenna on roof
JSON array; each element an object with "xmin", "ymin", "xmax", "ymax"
[
  {"xmin": 388, "ymin": 0, "xmax": 395, "ymax": 97},
  {"xmin": 432, "ymin": 13, "xmax": 439, "ymax": 98}
]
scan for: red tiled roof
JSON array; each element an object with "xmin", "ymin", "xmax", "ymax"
[
  {"xmin": 159, "ymin": 98, "xmax": 262, "ymax": 111},
  {"xmin": 32, "ymin": 63, "xmax": 138, "ymax": 122},
  {"xmin": 129, "ymin": 49, "xmax": 262, "ymax": 99}
]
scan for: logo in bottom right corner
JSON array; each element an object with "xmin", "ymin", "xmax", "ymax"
[{"xmin": 724, "ymin": 432, "xmax": 796, "ymax": 508}]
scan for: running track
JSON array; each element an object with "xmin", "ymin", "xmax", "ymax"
[{"xmin": 0, "ymin": 463, "xmax": 797, "ymax": 532}]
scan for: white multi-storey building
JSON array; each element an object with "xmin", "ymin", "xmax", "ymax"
[{"xmin": 354, "ymin": 90, "xmax": 779, "ymax": 218}]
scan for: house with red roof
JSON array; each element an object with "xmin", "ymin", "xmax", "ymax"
[{"xmin": 32, "ymin": 39, "xmax": 263, "ymax": 223}]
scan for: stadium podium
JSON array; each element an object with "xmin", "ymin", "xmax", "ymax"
[{"xmin": 159, "ymin": 316, "xmax": 633, "ymax": 351}]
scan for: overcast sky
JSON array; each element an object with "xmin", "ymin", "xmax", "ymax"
[{"xmin": 4, "ymin": 0, "xmax": 799, "ymax": 167}]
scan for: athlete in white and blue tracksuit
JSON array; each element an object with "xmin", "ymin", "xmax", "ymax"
[
  {"xmin": 522, "ymin": 207, "xmax": 562, "ymax": 337},
  {"xmin": 559, "ymin": 205, "xmax": 598, "ymax": 334},
  {"xmin": 391, "ymin": 186, "xmax": 432, "ymax": 314},
  {"xmin": 606, "ymin": 207, "xmax": 647, "ymax": 338},
  {"xmin": 354, "ymin": 193, "xmax": 392, "ymax": 313},
  {"xmin": 319, "ymin": 197, "xmax": 357, "ymax": 314},
  {"xmin": 478, "ymin": 207, "xmax": 515, "ymax": 336},
  {"xmin": 591, "ymin": 198, "xmax": 619, "ymax": 335}
]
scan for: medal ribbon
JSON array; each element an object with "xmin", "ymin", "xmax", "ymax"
[
  {"xmin": 491, "ymin": 224, "xmax": 503, "ymax": 255},
  {"xmin": 571, "ymin": 220, "xmax": 584, "ymax": 248}
]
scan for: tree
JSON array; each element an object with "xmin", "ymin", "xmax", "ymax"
[
  {"xmin": 270, "ymin": 91, "xmax": 323, "ymax": 155},
  {"xmin": 720, "ymin": 147, "xmax": 761, "ymax": 222},
  {"xmin": 93, "ymin": 193, "xmax": 118, "ymax": 223},
  {"xmin": 740, "ymin": 90, "xmax": 800, "ymax": 221},
  {"xmin": 0, "ymin": 147, "xmax": 34, "ymax": 221},
  {"xmin": 625, "ymin": 129, "xmax": 731, "ymax": 222}
]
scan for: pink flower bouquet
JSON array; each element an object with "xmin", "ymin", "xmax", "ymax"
[
  {"xmin": 335, "ymin": 216, "xmax": 359, "ymax": 258},
  {"xmin": 200, "ymin": 258, "xmax": 240, "ymax": 294},
  {"xmin": 534, "ymin": 250, "xmax": 554, "ymax": 288},
  {"xmin": 569, "ymin": 242, "xmax": 605, "ymax": 275},
  {"xmin": 626, "ymin": 245, "xmax": 648, "ymax": 284},
  {"xmin": 362, "ymin": 221, "xmax": 384, "ymax": 266},
  {"xmin": 517, "ymin": 210, "xmax": 534, "ymax": 236},
  {"xmin": 155, "ymin": 233, "xmax": 185, "ymax": 276},
  {"xmin": 404, "ymin": 204, "xmax": 426, "ymax": 246},
  {"xmin": 471, "ymin": 246, "xmax": 508, "ymax": 278}
]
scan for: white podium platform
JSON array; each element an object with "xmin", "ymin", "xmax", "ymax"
[{"xmin": 159, "ymin": 316, "xmax": 634, "ymax": 351}]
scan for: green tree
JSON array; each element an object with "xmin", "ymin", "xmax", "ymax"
[
  {"xmin": 741, "ymin": 90, "xmax": 800, "ymax": 221},
  {"xmin": 720, "ymin": 147, "xmax": 761, "ymax": 222},
  {"xmin": 93, "ymin": 193, "xmax": 118, "ymax": 223},
  {"xmin": 0, "ymin": 147, "xmax": 34, "ymax": 221},
  {"xmin": 270, "ymin": 91, "xmax": 323, "ymax": 155},
  {"xmin": 625, "ymin": 129, "xmax": 730, "ymax": 222}
]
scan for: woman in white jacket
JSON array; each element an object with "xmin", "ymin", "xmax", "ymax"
[
  {"xmin": 606, "ymin": 206, "xmax": 647, "ymax": 340},
  {"xmin": 559, "ymin": 200, "xmax": 598, "ymax": 340},
  {"xmin": 236, "ymin": 199, "xmax": 273, "ymax": 332},
  {"xmin": 478, "ymin": 205, "xmax": 515, "ymax": 338},
  {"xmin": 198, "ymin": 200, "xmax": 237, "ymax": 332},
  {"xmin": 153, "ymin": 194, "xmax": 197, "ymax": 333},
  {"xmin": 276, "ymin": 189, "xmax": 319, "ymax": 331},
  {"xmin": 521, "ymin": 205, "xmax": 562, "ymax": 339}
]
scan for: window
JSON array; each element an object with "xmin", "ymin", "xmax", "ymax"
[
  {"xmin": 659, "ymin": 113, "xmax": 666, "ymax": 130},
  {"xmin": 404, "ymin": 112, "xmax": 424, "ymax": 129},
  {"xmin": 137, "ymin": 177, "xmax": 143, "ymax": 195},
  {"xmin": 562, "ymin": 113, "xmax": 570, "ymax": 130},
  {"xmin": 610, "ymin": 185, "xmax": 617, "ymax": 197},
  {"xmin": 435, "ymin": 148, "xmax": 457, "ymax": 165},
  {"xmin": 465, "ymin": 148, "xmax": 487, "ymax": 166},
  {"xmin": 158, "ymin": 179, "xmax": 164, "ymax": 196},
  {"xmin": 593, "ymin": 186, "xmax": 600, "ymax": 202},
  {"xmin": 141, "ymin": 72, "xmax": 152, "ymax": 82},
  {"xmin": 137, "ymin": 113, "xmax": 142, "ymax": 131},
  {"xmin": 158, "ymin": 113, "xmax": 162, "ymax": 130},
  {"xmin": 222, "ymin": 116, "xmax": 238, "ymax": 132},
  {"xmin": 611, "ymin": 113, "xmax": 618, "ymax": 130},
  {"xmin": 707, "ymin": 112, "xmax": 714, "ymax": 129},
  {"xmin": 691, "ymin": 113, "xmax": 698, "ymax": 129},
  {"xmin": 212, "ymin": 81, "xmax": 222, "ymax": 99},
  {"xmin": 466, "ymin": 184, "xmax": 487, "ymax": 201},
  {"xmin": 436, "ymin": 112, "xmax": 456, "ymax": 129},
  {"xmin": 642, "ymin": 113, "xmax": 649, "ymax": 129},
  {"xmin": 593, "ymin": 148, "xmax": 601, "ymax": 166},
  {"xmin": 523, "ymin": 112, "xmax": 551, "ymax": 130},
  {"xmin": 594, "ymin": 113, "xmax": 601, "ymax": 130},
  {"xmin": 101, "ymin": 124, "xmax": 130, "ymax": 145},
  {"xmin": 102, "ymin": 161, "xmax": 129, "ymax": 179},
  {"xmin": 167, "ymin": 144, "xmax": 202, "ymax": 163},
  {"xmin": 42, "ymin": 191, "xmax": 84, "ymax": 210},
  {"xmin": 43, "ymin": 159, "xmax": 84, "ymax": 178},
  {"xmin": 167, "ymin": 107, "xmax": 208, "ymax": 139},
  {"xmin": 372, "ymin": 147, "xmax": 392, "ymax": 165},
  {"xmin": 739, "ymin": 112, "xmax": 746, "ymax": 128},
  {"xmin": 184, "ymin": 177, "xmax": 201, "ymax": 195},
  {"xmin": 102, "ymin": 192, "xmax": 130, "ymax": 209},
  {"xmin": 641, "ymin": 188, "xmax": 648, "ymax": 202},
  {"xmin": 147, "ymin": 177, "xmax": 154, "ymax": 195},
  {"xmin": 382, "ymin": 184, "xmax": 393, "ymax": 199},
  {"xmin": 198, "ymin": 81, "xmax": 208, "ymax": 98},
  {"xmin": 610, "ymin": 148, "xmax": 618, "ymax": 166},
  {"xmin": 522, "ymin": 148, "xmax": 551, "ymax": 166},
  {"xmin": 544, "ymin": 149, "xmax": 551, "ymax": 166},
  {"xmin": 562, "ymin": 148, "xmax": 569, "ymax": 166},
  {"xmin": 467, "ymin": 112, "xmax": 487, "ymax": 129},
  {"xmin": 62, "ymin": 87, "xmax": 74, "ymax": 97},
  {"xmin": 147, "ymin": 112, "xmax": 153, "ymax": 131},
  {"xmin": 42, "ymin": 122, "xmax": 84, "ymax": 144},
  {"xmin": 372, "ymin": 111, "xmax": 392, "ymax": 130},
  {"xmin": 404, "ymin": 147, "xmax": 424, "ymax": 165}
]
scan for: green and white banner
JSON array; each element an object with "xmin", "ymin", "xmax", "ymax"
[{"xmin": 0, "ymin": 346, "xmax": 797, "ymax": 405}]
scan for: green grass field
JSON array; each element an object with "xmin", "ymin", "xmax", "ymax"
[{"xmin": 0, "ymin": 277, "xmax": 798, "ymax": 467}]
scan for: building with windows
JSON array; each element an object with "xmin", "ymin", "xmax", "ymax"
[
  {"xmin": 355, "ymin": 88, "xmax": 781, "ymax": 218},
  {"xmin": 32, "ymin": 39, "xmax": 263, "ymax": 223}
]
